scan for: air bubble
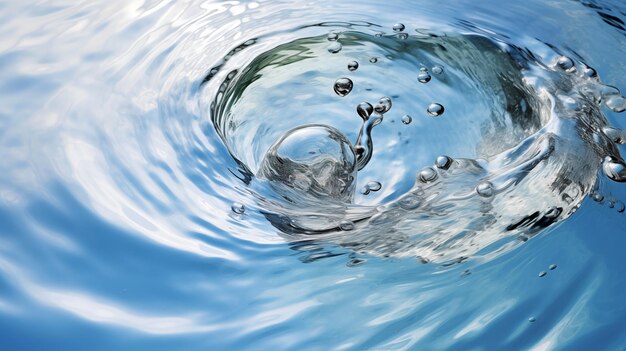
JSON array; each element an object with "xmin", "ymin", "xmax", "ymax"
[
  {"xmin": 374, "ymin": 97, "xmax": 392, "ymax": 114},
  {"xmin": 418, "ymin": 167, "xmax": 438, "ymax": 182},
  {"xmin": 476, "ymin": 181, "xmax": 494, "ymax": 197},
  {"xmin": 556, "ymin": 56, "xmax": 575, "ymax": 71},
  {"xmin": 334, "ymin": 77, "xmax": 353, "ymax": 97},
  {"xmin": 602, "ymin": 157, "xmax": 626, "ymax": 182},
  {"xmin": 427, "ymin": 103, "xmax": 445, "ymax": 116},
  {"xmin": 327, "ymin": 42, "xmax": 342, "ymax": 53},
  {"xmin": 357, "ymin": 102, "xmax": 373, "ymax": 120},
  {"xmin": 435, "ymin": 155, "xmax": 453, "ymax": 170},
  {"xmin": 392, "ymin": 23, "xmax": 405, "ymax": 32},
  {"xmin": 401, "ymin": 115, "xmax": 412, "ymax": 124},
  {"xmin": 369, "ymin": 57, "xmax": 378, "ymax": 63},
  {"xmin": 347, "ymin": 60, "xmax": 359, "ymax": 71},
  {"xmin": 417, "ymin": 71, "xmax": 431, "ymax": 83},
  {"xmin": 431, "ymin": 65, "xmax": 444, "ymax": 74},
  {"xmin": 231, "ymin": 202, "xmax": 245, "ymax": 214},
  {"xmin": 339, "ymin": 220, "xmax": 355, "ymax": 231}
]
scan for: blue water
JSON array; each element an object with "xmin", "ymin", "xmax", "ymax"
[{"xmin": 1, "ymin": 0, "xmax": 626, "ymax": 350}]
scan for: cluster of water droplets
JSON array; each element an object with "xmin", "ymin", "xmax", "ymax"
[{"xmin": 210, "ymin": 22, "xmax": 626, "ymax": 263}]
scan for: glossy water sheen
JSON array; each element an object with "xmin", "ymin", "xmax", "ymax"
[{"xmin": 1, "ymin": 1, "xmax": 626, "ymax": 350}]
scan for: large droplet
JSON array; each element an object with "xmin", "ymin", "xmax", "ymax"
[
  {"xmin": 374, "ymin": 97, "xmax": 392, "ymax": 114},
  {"xmin": 258, "ymin": 125, "xmax": 357, "ymax": 201},
  {"xmin": 602, "ymin": 157, "xmax": 626, "ymax": 182},
  {"xmin": 357, "ymin": 102, "xmax": 373, "ymax": 120},
  {"xmin": 327, "ymin": 42, "xmax": 342, "ymax": 53},
  {"xmin": 392, "ymin": 23, "xmax": 406, "ymax": 32},
  {"xmin": 347, "ymin": 61, "xmax": 359, "ymax": 71},
  {"xmin": 605, "ymin": 95, "xmax": 626, "ymax": 113},
  {"xmin": 427, "ymin": 103, "xmax": 445, "ymax": 116},
  {"xmin": 417, "ymin": 71, "xmax": 431, "ymax": 83},
  {"xmin": 334, "ymin": 77, "xmax": 353, "ymax": 97}
]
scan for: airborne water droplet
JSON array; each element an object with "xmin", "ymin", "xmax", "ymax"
[
  {"xmin": 417, "ymin": 71, "xmax": 431, "ymax": 83},
  {"xmin": 476, "ymin": 181, "xmax": 494, "ymax": 197},
  {"xmin": 231, "ymin": 202, "xmax": 245, "ymax": 214},
  {"xmin": 432, "ymin": 65, "xmax": 444, "ymax": 74},
  {"xmin": 401, "ymin": 115, "xmax": 412, "ymax": 124},
  {"xmin": 327, "ymin": 42, "xmax": 342, "ymax": 53},
  {"xmin": 374, "ymin": 97, "xmax": 392, "ymax": 114},
  {"xmin": 427, "ymin": 103, "xmax": 445, "ymax": 116},
  {"xmin": 369, "ymin": 57, "xmax": 378, "ymax": 63},
  {"xmin": 357, "ymin": 102, "xmax": 373, "ymax": 120},
  {"xmin": 347, "ymin": 60, "xmax": 359, "ymax": 71},
  {"xmin": 418, "ymin": 167, "xmax": 438, "ymax": 182},
  {"xmin": 392, "ymin": 23, "xmax": 405, "ymax": 32},
  {"xmin": 435, "ymin": 155, "xmax": 453, "ymax": 170},
  {"xmin": 334, "ymin": 77, "xmax": 353, "ymax": 97}
]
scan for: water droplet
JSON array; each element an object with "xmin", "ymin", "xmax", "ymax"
[
  {"xmin": 334, "ymin": 77, "xmax": 353, "ymax": 97},
  {"xmin": 602, "ymin": 157, "xmax": 626, "ymax": 182},
  {"xmin": 583, "ymin": 66, "xmax": 597, "ymax": 78},
  {"xmin": 431, "ymin": 65, "xmax": 444, "ymax": 74},
  {"xmin": 396, "ymin": 33, "xmax": 408, "ymax": 40},
  {"xmin": 374, "ymin": 97, "xmax": 392, "ymax": 114},
  {"xmin": 435, "ymin": 155, "xmax": 453, "ymax": 170},
  {"xmin": 417, "ymin": 71, "xmax": 431, "ymax": 83},
  {"xmin": 545, "ymin": 207, "xmax": 561, "ymax": 219},
  {"xmin": 529, "ymin": 317, "xmax": 536, "ymax": 323},
  {"xmin": 592, "ymin": 192, "xmax": 604, "ymax": 202},
  {"xmin": 603, "ymin": 127, "xmax": 626, "ymax": 144},
  {"xmin": 616, "ymin": 201, "xmax": 625, "ymax": 213},
  {"xmin": 369, "ymin": 57, "xmax": 378, "ymax": 63},
  {"xmin": 374, "ymin": 32, "xmax": 384, "ymax": 37},
  {"xmin": 538, "ymin": 271, "xmax": 547, "ymax": 277},
  {"xmin": 605, "ymin": 95, "xmax": 626, "ymax": 113},
  {"xmin": 401, "ymin": 115, "xmax": 412, "ymax": 124},
  {"xmin": 357, "ymin": 102, "xmax": 373, "ymax": 120},
  {"xmin": 361, "ymin": 186, "xmax": 370, "ymax": 195},
  {"xmin": 347, "ymin": 258, "xmax": 366, "ymax": 267},
  {"xmin": 398, "ymin": 195, "xmax": 421, "ymax": 210},
  {"xmin": 392, "ymin": 23, "xmax": 405, "ymax": 32},
  {"xmin": 549, "ymin": 264, "xmax": 557, "ymax": 270},
  {"xmin": 339, "ymin": 220, "xmax": 355, "ymax": 231},
  {"xmin": 556, "ymin": 56, "xmax": 575, "ymax": 71},
  {"xmin": 418, "ymin": 167, "xmax": 438, "ymax": 182},
  {"xmin": 231, "ymin": 202, "xmax": 245, "ymax": 214},
  {"xmin": 347, "ymin": 60, "xmax": 359, "ymax": 71},
  {"xmin": 366, "ymin": 181, "xmax": 382, "ymax": 192},
  {"xmin": 476, "ymin": 181, "xmax": 494, "ymax": 197},
  {"xmin": 327, "ymin": 42, "xmax": 342, "ymax": 54},
  {"xmin": 427, "ymin": 103, "xmax": 445, "ymax": 116},
  {"xmin": 327, "ymin": 32, "xmax": 339, "ymax": 41},
  {"xmin": 420, "ymin": 67, "xmax": 428, "ymax": 72}
]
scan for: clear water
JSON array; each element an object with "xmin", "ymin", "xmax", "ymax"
[{"xmin": 2, "ymin": 0, "xmax": 626, "ymax": 350}]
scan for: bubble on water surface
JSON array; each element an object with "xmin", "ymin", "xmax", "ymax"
[{"xmin": 327, "ymin": 42, "xmax": 342, "ymax": 53}]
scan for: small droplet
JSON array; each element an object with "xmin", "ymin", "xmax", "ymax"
[
  {"xmin": 396, "ymin": 33, "xmax": 408, "ymax": 40},
  {"xmin": 327, "ymin": 32, "xmax": 339, "ymax": 41},
  {"xmin": 374, "ymin": 32, "xmax": 384, "ymax": 37},
  {"xmin": 401, "ymin": 115, "xmax": 412, "ymax": 124},
  {"xmin": 347, "ymin": 258, "xmax": 366, "ymax": 267},
  {"xmin": 366, "ymin": 181, "xmax": 382, "ymax": 192},
  {"xmin": 556, "ymin": 56, "xmax": 575, "ymax": 71},
  {"xmin": 357, "ymin": 102, "xmax": 374, "ymax": 120},
  {"xmin": 374, "ymin": 96, "xmax": 392, "ymax": 114},
  {"xmin": 231, "ymin": 202, "xmax": 245, "ymax": 214},
  {"xmin": 603, "ymin": 127, "xmax": 626, "ymax": 144},
  {"xmin": 334, "ymin": 77, "xmax": 353, "ymax": 97},
  {"xmin": 605, "ymin": 95, "xmax": 626, "ymax": 113},
  {"xmin": 417, "ymin": 71, "xmax": 431, "ymax": 83},
  {"xmin": 616, "ymin": 201, "xmax": 625, "ymax": 213},
  {"xmin": 435, "ymin": 155, "xmax": 453, "ymax": 170},
  {"xmin": 583, "ymin": 66, "xmax": 597, "ymax": 78},
  {"xmin": 431, "ymin": 65, "xmax": 444, "ymax": 74},
  {"xmin": 602, "ymin": 157, "xmax": 626, "ymax": 182},
  {"xmin": 339, "ymin": 220, "xmax": 355, "ymax": 231},
  {"xmin": 327, "ymin": 42, "xmax": 342, "ymax": 53},
  {"xmin": 538, "ymin": 271, "xmax": 547, "ymax": 277},
  {"xmin": 398, "ymin": 195, "xmax": 421, "ymax": 210},
  {"xmin": 361, "ymin": 186, "xmax": 370, "ymax": 195},
  {"xmin": 592, "ymin": 192, "xmax": 604, "ymax": 202},
  {"xmin": 545, "ymin": 207, "xmax": 561, "ymax": 219},
  {"xmin": 427, "ymin": 103, "xmax": 445, "ymax": 116},
  {"xmin": 418, "ymin": 167, "xmax": 438, "ymax": 182},
  {"xmin": 369, "ymin": 57, "xmax": 378, "ymax": 63},
  {"xmin": 529, "ymin": 317, "xmax": 536, "ymax": 323},
  {"xmin": 476, "ymin": 181, "xmax": 494, "ymax": 197},
  {"xmin": 549, "ymin": 264, "xmax": 557, "ymax": 270},
  {"xmin": 392, "ymin": 23, "xmax": 405, "ymax": 32},
  {"xmin": 348, "ymin": 60, "xmax": 359, "ymax": 71}
]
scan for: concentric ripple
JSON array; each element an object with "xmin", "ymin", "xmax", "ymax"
[{"xmin": 204, "ymin": 25, "xmax": 626, "ymax": 263}]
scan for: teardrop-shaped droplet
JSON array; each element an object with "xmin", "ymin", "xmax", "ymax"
[
  {"xmin": 427, "ymin": 103, "xmax": 445, "ymax": 116},
  {"xmin": 334, "ymin": 77, "xmax": 353, "ymax": 97},
  {"xmin": 357, "ymin": 102, "xmax": 374, "ymax": 120}
]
